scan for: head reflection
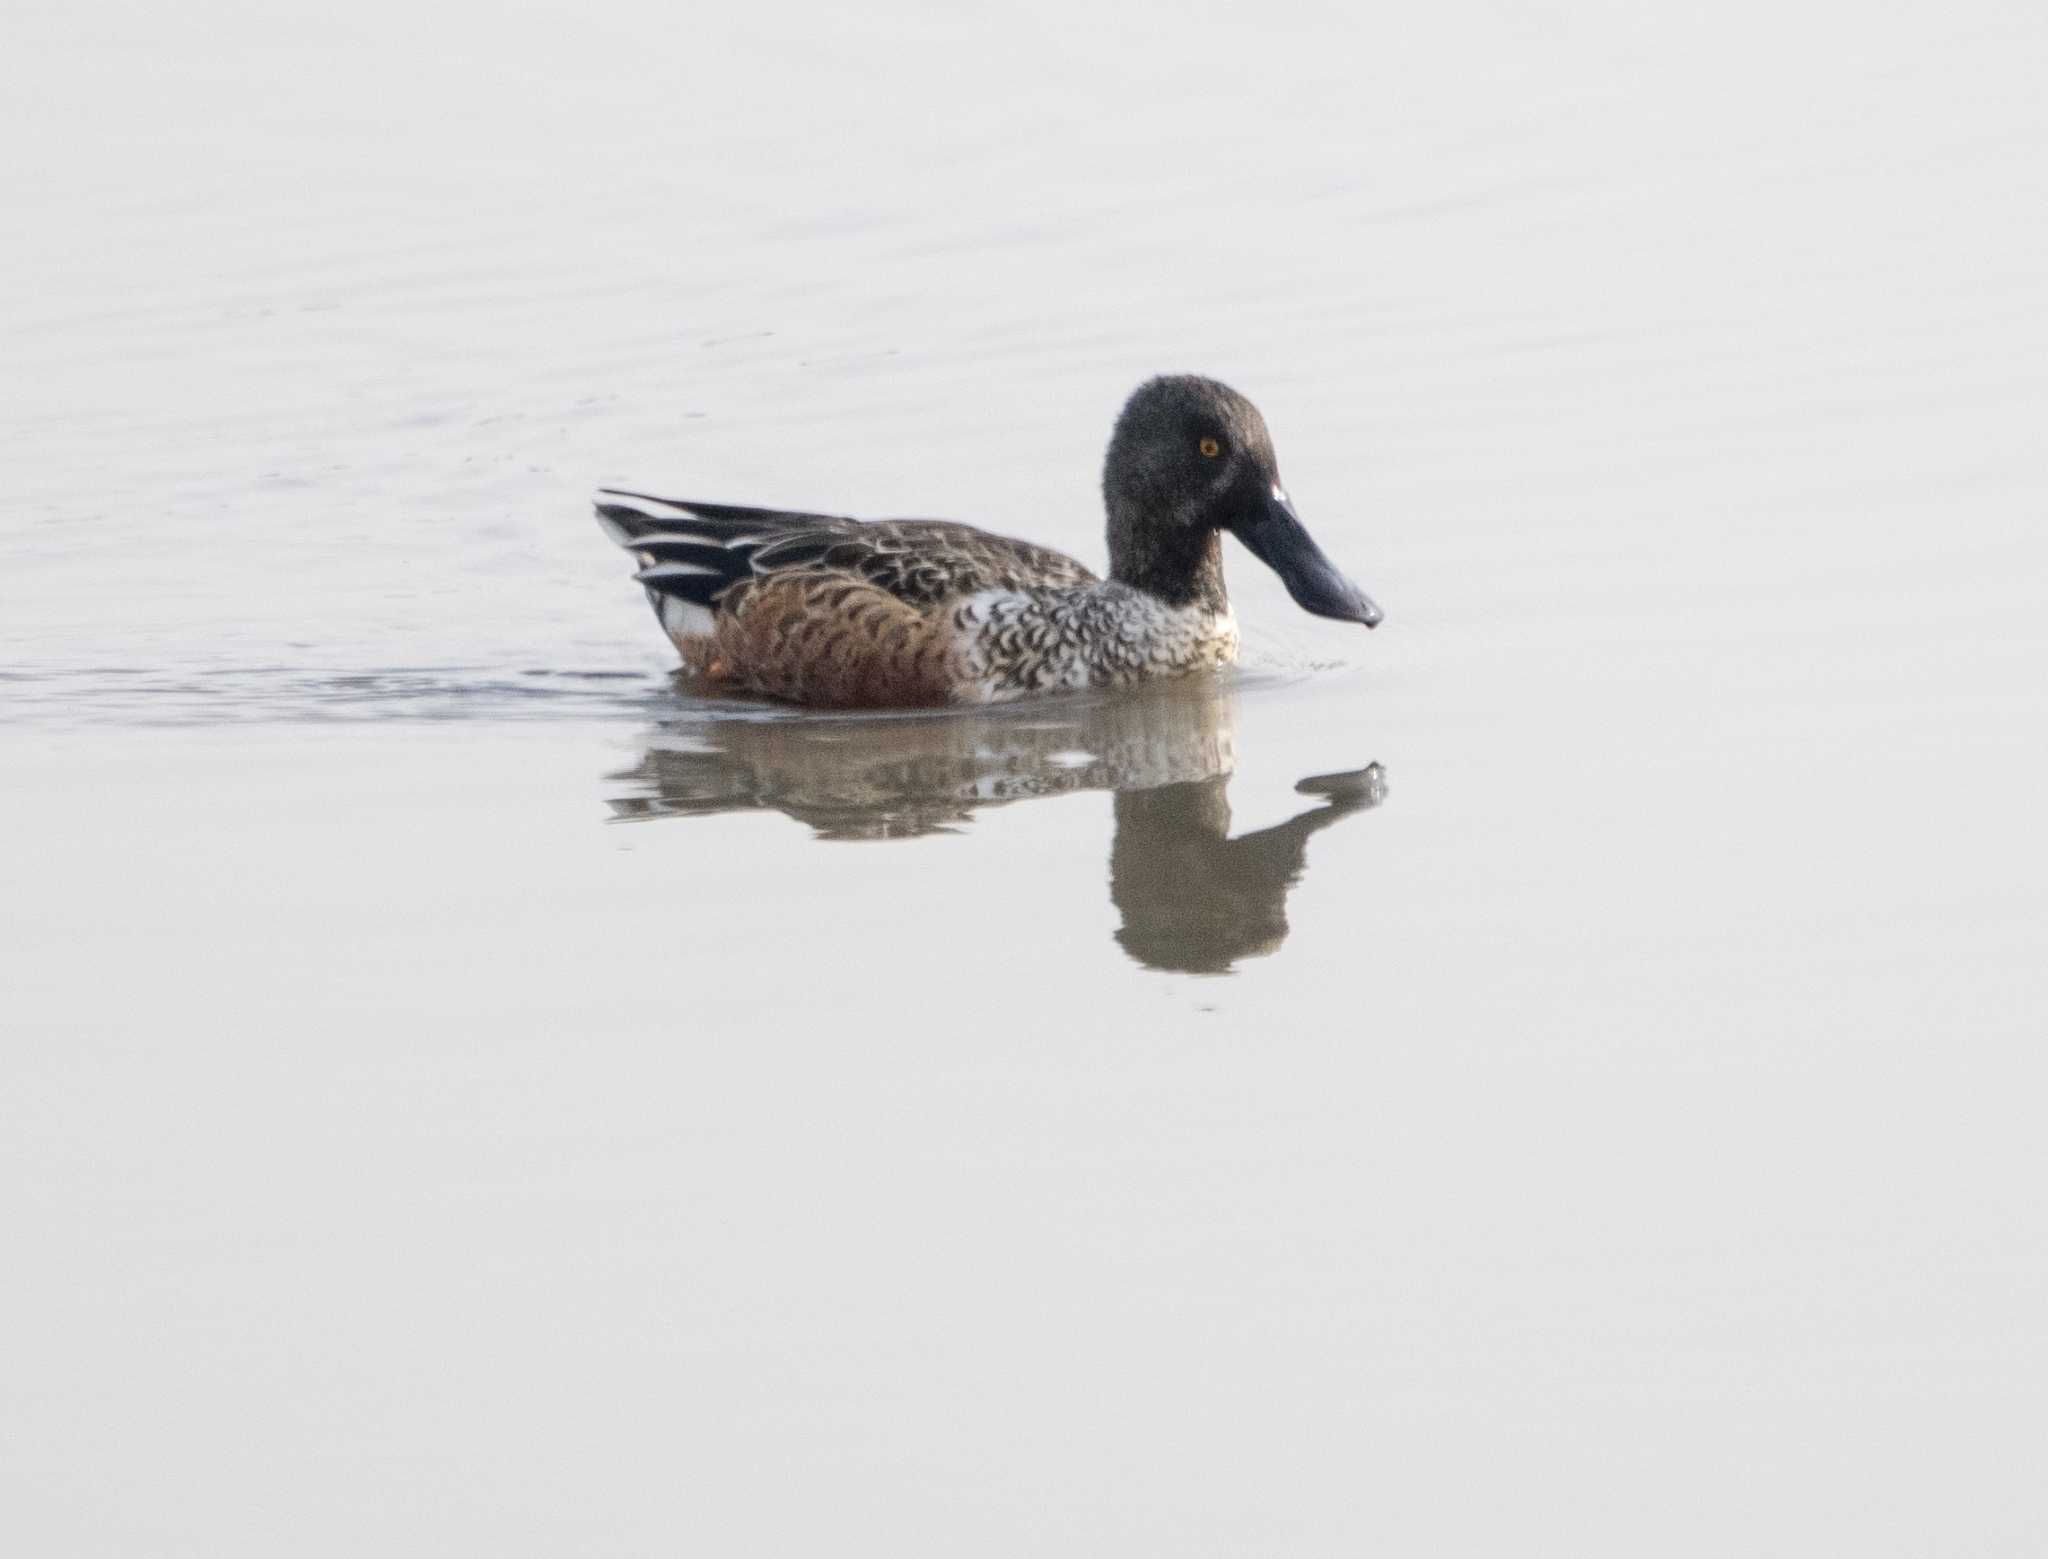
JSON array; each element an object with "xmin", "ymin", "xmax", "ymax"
[{"xmin": 607, "ymin": 676, "xmax": 1383, "ymax": 972}]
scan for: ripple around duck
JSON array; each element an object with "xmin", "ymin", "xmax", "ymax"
[
  {"xmin": 0, "ymin": 652, "xmax": 1342, "ymax": 730},
  {"xmin": 0, "ymin": 665, "xmax": 682, "ymax": 728}
]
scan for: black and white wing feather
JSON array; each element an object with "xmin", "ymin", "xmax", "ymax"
[{"xmin": 595, "ymin": 488, "xmax": 1098, "ymax": 640}]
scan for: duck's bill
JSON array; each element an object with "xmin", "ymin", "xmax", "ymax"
[{"xmin": 1233, "ymin": 488, "xmax": 1383, "ymax": 628}]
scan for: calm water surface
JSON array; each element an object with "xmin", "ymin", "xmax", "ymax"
[{"xmin": 5, "ymin": 1, "xmax": 2047, "ymax": 1552}]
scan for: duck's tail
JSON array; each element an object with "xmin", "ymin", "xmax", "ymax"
[{"xmin": 594, "ymin": 489, "xmax": 841, "ymax": 641}]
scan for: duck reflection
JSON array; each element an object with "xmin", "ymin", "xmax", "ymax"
[{"xmin": 606, "ymin": 675, "xmax": 1383, "ymax": 972}]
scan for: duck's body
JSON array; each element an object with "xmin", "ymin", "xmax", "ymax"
[
  {"xmin": 598, "ymin": 376, "xmax": 1378, "ymax": 708},
  {"xmin": 596, "ymin": 496, "xmax": 1240, "ymax": 706}
]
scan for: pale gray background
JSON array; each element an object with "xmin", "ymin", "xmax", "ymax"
[{"xmin": 5, "ymin": 1, "xmax": 2045, "ymax": 1552}]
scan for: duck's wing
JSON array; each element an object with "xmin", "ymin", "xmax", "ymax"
[
  {"xmin": 748, "ymin": 519, "xmax": 1098, "ymax": 604},
  {"xmin": 596, "ymin": 490, "xmax": 1098, "ymax": 616}
]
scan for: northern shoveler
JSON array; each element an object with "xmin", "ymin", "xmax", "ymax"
[{"xmin": 596, "ymin": 374, "xmax": 1382, "ymax": 708}]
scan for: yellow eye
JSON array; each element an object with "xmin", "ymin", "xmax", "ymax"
[{"xmin": 1199, "ymin": 437, "xmax": 1221, "ymax": 458}]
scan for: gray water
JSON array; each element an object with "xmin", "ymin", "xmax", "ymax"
[{"xmin": 6, "ymin": 1, "xmax": 2047, "ymax": 1552}]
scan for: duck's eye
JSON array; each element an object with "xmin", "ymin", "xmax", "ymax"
[{"xmin": 1198, "ymin": 437, "xmax": 1222, "ymax": 458}]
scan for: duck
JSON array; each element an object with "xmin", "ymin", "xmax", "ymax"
[{"xmin": 595, "ymin": 374, "xmax": 1381, "ymax": 708}]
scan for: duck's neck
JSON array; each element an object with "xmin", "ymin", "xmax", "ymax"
[{"xmin": 1107, "ymin": 506, "xmax": 1229, "ymax": 614}]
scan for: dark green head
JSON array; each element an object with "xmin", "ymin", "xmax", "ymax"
[{"xmin": 1103, "ymin": 374, "xmax": 1381, "ymax": 627}]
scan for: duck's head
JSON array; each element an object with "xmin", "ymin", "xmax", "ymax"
[{"xmin": 1102, "ymin": 375, "xmax": 1382, "ymax": 627}]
